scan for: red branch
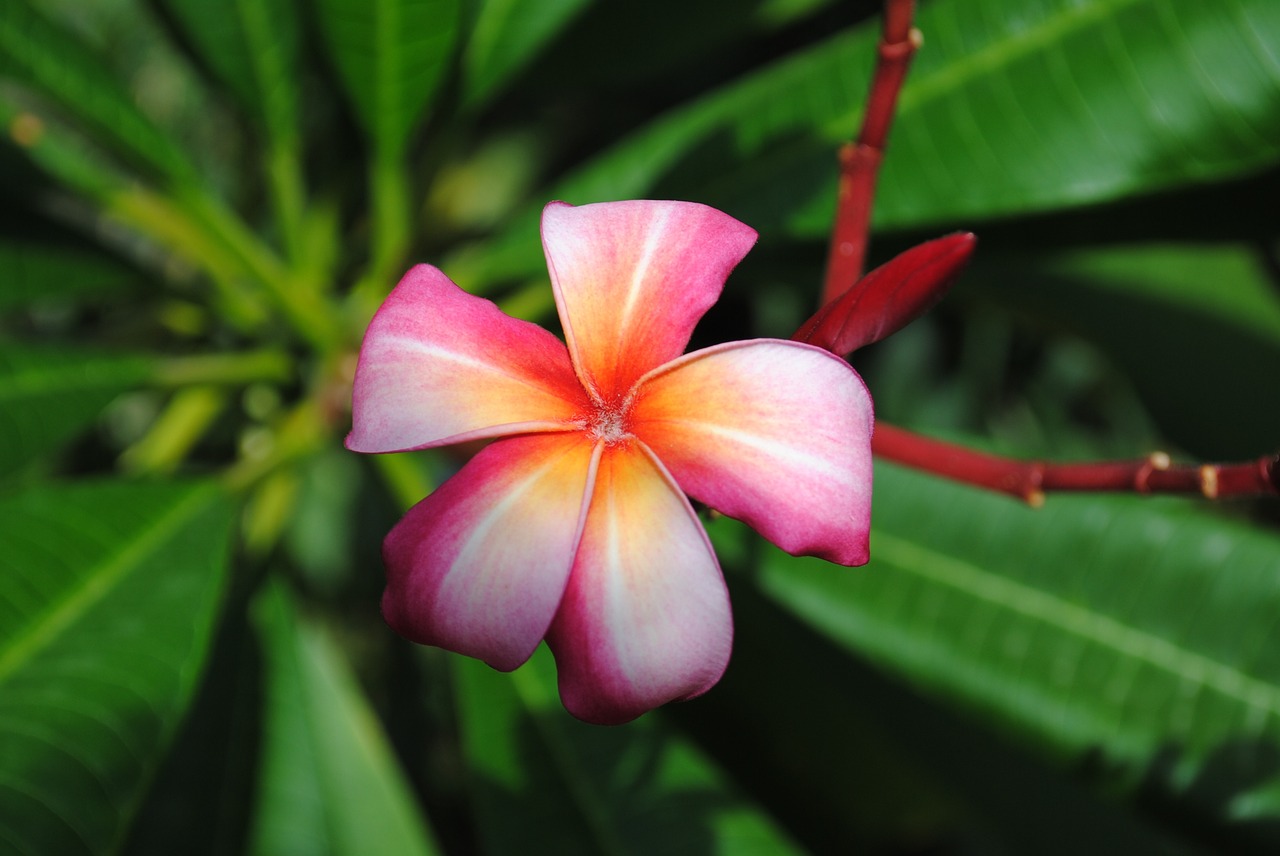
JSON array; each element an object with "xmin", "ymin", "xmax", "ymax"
[
  {"xmin": 822, "ymin": 0, "xmax": 922, "ymax": 305},
  {"xmin": 825, "ymin": 1, "xmax": 1280, "ymax": 505},
  {"xmin": 873, "ymin": 424, "xmax": 1280, "ymax": 505}
]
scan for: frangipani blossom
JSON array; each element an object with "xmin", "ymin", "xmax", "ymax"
[{"xmin": 348, "ymin": 200, "xmax": 874, "ymax": 725}]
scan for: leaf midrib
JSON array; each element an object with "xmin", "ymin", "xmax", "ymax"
[
  {"xmin": 820, "ymin": 0, "xmax": 1144, "ymax": 138},
  {"xmin": 871, "ymin": 527, "xmax": 1280, "ymax": 718},
  {"xmin": 376, "ymin": 0, "xmax": 400, "ymax": 150},
  {"xmin": 0, "ymin": 486, "xmax": 215, "ymax": 686}
]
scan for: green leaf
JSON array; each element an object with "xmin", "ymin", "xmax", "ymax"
[
  {"xmin": 0, "ymin": 242, "xmax": 140, "ymax": 311},
  {"xmin": 0, "ymin": 99, "xmax": 130, "ymax": 201},
  {"xmin": 974, "ymin": 242, "xmax": 1280, "ymax": 457},
  {"xmin": 758, "ymin": 461, "xmax": 1280, "ymax": 826},
  {"xmin": 0, "ymin": 480, "xmax": 235, "ymax": 856},
  {"xmin": 314, "ymin": 0, "xmax": 461, "ymax": 154},
  {"xmin": 455, "ymin": 645, "xmax": 807, "ymax": 856},
  {"xmin": 151, "ymin": 0, "xmax": 301, "ymax": 146},
  {"xmin": 0, "ymin": 0, "xmax": 194, "ymax": 181},
  {"xmin": 249, "ymin": 581, "xmax": 441, "ymax": 856},
  {"xmin": 458, "ymin": 0, "xmax": 1280, "ymax": 285},
  {"xmin": 1026, "ymin": 243, "xmax": 1280, "ymax": 348},
  {"xmin": 461, "ymin": 0, "xmax": 590, "ymax": 108},
  {"xmin": 871, "ymin": 0, "xmax": 1280, "ymax": 231},
  {"xmin": 0, "ymin": 343, "xmax": 153, "ymax": 478}
]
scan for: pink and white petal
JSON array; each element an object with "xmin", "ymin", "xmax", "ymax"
[
  {"xmin": 632, "ymin": 339, "xmax": 874, "ymax": 566},
  {"xmin": 382, "ymin": 433, "xmax": 598, "ymax": 671},
  {"xmin": 347, "ymin": 264, "xmax": 588, "ymax": 454},
  {"xmin": 546, "ymin": 442, "xmax": 732, "ymax": 725},
  {"xmin": 541, "ymin": 200, "xmax": 757, "ymax": 401}
]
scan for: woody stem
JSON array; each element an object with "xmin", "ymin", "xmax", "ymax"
[
  {"xmin": 821, "ymin": 0, "xmax": 921, "ymax": 305},
  {"xmin": 873, "ymin": 423, "xmax": 1280, "ymax": 505}
]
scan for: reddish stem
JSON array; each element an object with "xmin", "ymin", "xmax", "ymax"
[
  {"xmin": 873, "ymin": 424, "xmax": 1280, "ymax": 505},
  {"xmin": 822, "ymin": 0, "xmax": 921, "ymax": 305},
  {"xmin": 824, "ymin": 2, "xmax": 1280, "ymax": 506}
]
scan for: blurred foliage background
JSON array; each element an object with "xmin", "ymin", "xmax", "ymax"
[{"xmin": 2, "ymin": 0, "xmax": 1279, "ymax": 853}]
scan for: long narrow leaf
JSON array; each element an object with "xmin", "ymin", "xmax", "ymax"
[
  {"xmin": 0, "ymin": 243, "xmax": 139, "ymax": 311},
  {"xmin": 758, "ymin": 461, "xmax": 1280, "ymax": 828},
  {"xmin": 459, "ymin": 0, "xmax": 1280, "ymax": 287},
  {"xmin": 461, "ymin": 0, "xmax": 591, "ymax": 108},
  {"xmin": 0, "ymin": 343, "xmax": 152, "ymax": 478},
  {"xmin": 314, "ymin": 0, "xmax": 461, "ymax": 154},
  {"xmin": 0, "ymin": 0, "xmax": 194, "ymax": 181},
  {"xmin": 974, "ymin": 242, "xmax": 1280, "ymax": 457},
  {"xmin": 249, "ymin": 581, "xmax": 441, "ymax": 856},
  {"xmin": 151, "ymin": 0, "xmax": 301, "ymax": 147}
]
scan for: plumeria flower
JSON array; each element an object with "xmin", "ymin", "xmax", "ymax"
[{"xmin": 347, "ymin": 200, "xmax": 874, "ymax": 725}]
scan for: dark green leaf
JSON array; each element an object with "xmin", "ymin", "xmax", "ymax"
[
  {"xmin": 974, "ymin": 242, "xmax": 1280, "ymax": 456},
  {"xmin": 758, "ymin": 461, "xmax": 1280, "ymax": 826},
  {"xmin": 314, "ymin": 0, "xmax": 461, "ymax": 154},
  {"xmin": 455, "ymin": 645, "xmax": 806, "ymax": 856},
  {"xmin": 461, "ymin": 0, "xmax": 590, "ymax": 107},
  {"xmin": 458, "ymin": 0, "xmax": 1280, "ymax": 286},
  {"xmin": 871, "ymin": 0, "xmax": 1280, "ymax": 231},
  {"xmin": 0, "ymin": 243, "xmax": 140, "ymax": 311},
  {"xmin": 0, "ymin": 343, "xmax": 152, "ymax": 477},
  {"xmin": 0, "ymin": 480, "xmax": 235, "ymax": 856},
  {"xmin": 152, "ymin": 0, "xmax": 302, "ymax": 148},
  {"xmin": 0, "ymin": 0, "xmax": 194, "ymax": 181},
  {"xmin": 1022, "ymin": 243, "xmax": 1280, "ymax": 348},
  {"xmin": 249, "ymin": 581, "xmax": 441, "ymax": 856}
]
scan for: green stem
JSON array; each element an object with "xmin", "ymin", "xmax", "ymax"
[
  {"xmin": 223, "ymin": 399, "xmax": 328, "ymax": 494},
  {"xmin": 265, "ymin": 139, "xmax": 308, "ymax": 265},
  {"xmin": 349, "ymin": 144, "xmax": 413, "ymax": 321},
  {"xmin": 7, "ymin": 105, "xmax": 345, "ymax": 352},
  {"xmin": 106, "ymin": 186, "xmax": 267, "ymax": 331},
  {"xmin": 120, "ymin": 386, "xmax": 227, "ymax": 475},
  {"xmin": 372, "ymin": 144, "xmax": 412, "ymax": 278},
  {"xmin": 242, "ymin": 469, "xmax": 303, "ymax": 557},
  {"xmin": 174, "ymin": 187, "xmax": 347, "ymax": 352}
]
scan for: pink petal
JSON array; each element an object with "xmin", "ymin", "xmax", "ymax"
[
  {"xmin": 347, "ymin": 264, "xmax": 588, "ymax": 453},
  {"xmin": 632, "ymin": 340, "xmax": 874, "ymax": 566},
  {"xmin": 546, "ymin": 442, "xmax": 732, "ymax": 725},
  {"xmin": 382, "ymin": 433, "xmax": 598, "ymax": 671},
  {"xmin": 540, "ymin": 200, "xmax": 757, "ymax": 402}
]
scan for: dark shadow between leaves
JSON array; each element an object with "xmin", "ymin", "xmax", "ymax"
[
  {"xmin": 467, "ymin": 703, "xmax": 750, "ymax": 856},
  {"xmin": 1125, "ymin": 737, "xmax": 1280, "ymax": 856},
  {"xmin": 967, "ymin": 265, "xmax": 1280, "ymax": 459},
  {"xmin": 668, "ymin": 545, "xmax": 1210, "ymax": 856}
]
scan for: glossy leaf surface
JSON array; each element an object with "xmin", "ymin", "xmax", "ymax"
[
  {"xmin": 759, "ymin": 462, "xmax": 1280, "ymax": 826},
  {"xmin": 250, "ymin": 582, "xmax": 441, "ymax": 856},
  {"xmin": 0, "ymin": 481, "xmax": 234, "ymax": 856},
  {"xmin": 0, "ymin": 344, "xmax": 151, "ymax": 477},
  {"xmin": 462, "ymin": 0, "xmax": 1280, "ymax": 285}
]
